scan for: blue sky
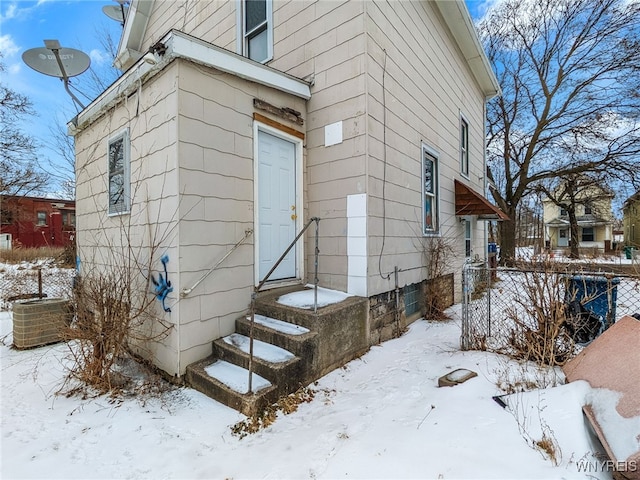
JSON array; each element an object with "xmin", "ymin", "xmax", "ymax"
[
  {"xmin": 1, "ymin": 0, "xmax": 123, "ymax": 194},
  {"xmin": 1, "ymin": 0, "xmax": 491, "ymax": 195}
]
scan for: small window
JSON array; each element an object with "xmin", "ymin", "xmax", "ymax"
[
  {"xmin": 404, "ymin": 283, "xmax": 420, "ymax": 316},
  {"xmin": 422, "ymin": 145, "xmax": 439, "ymax": 235},
  {"xmin": 582, "ymin": 227, "xmax": 594, "ymax": 242},
  {"xmin": 108, "ymin": 129, "xmax": 130, "ymax": 215},
  {"xmin": 240, "ymin": 0, "xmax": 273, "ymax": 63},
  {"xmin": 560, "ymin": 206, "xmax": 568, "ymax": 216},
  {"xmin": 460, "ymin": 117, "xmax": 469, "ymax": 176},
  {"xmin": 37, "ymin": 211, "xmax": 47, "ymax": 226},
  {"xmin": 584, "ymin": 205, "xmax": 592, "ymax": 215},
  {"xmin": 464, "ymin": 220, "xmax": 472, "ymax": 258}
]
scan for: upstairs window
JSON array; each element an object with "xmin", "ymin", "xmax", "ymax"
[
  {"xmin": 584, "ymin": 204, "xmax": 592, "ymax": 215},
  {"xmin": 560, "ymin": 205, "xmax": 568, "ymax": 216},
  {"xmin": 460, "ymin": 116, "xmax": 469, "ymax": 177},
  {"xmin": 422, "ymin": 145, "xmax": 439, "ymax": 235},
  {"xmin": 240, "ymin": 0, "xmax": 273, "ymax": 63},
  {"xmin": 108, "ymin": 129, "xmax": 130, "ymax": 215},
  {"xmin": 37, "ymin": 211, "xmax": 47, "ymax": 226}
]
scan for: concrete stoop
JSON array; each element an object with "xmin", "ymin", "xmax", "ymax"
[{"xmin": 185, "ymin": 286, "xmax": 369, "ymax": 416}]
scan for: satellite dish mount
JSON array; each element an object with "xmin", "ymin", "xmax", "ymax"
[{"xmin": 44, "ymin": 40, "xmax": 86, "ymax": 110}]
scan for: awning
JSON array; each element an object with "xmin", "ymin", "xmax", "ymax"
[{"xmin": 454, "ymin": 179, "xmax": 509, "ymax": 221}]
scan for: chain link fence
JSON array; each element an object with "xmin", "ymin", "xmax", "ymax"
[
  {"xmin": 461, "ymin": 262, "xmax": 640, "ymax": 362},
  {"xmin": 0, "ymin": 263, "xmax": 75, "ymax": 310}
]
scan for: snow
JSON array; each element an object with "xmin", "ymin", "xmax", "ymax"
[
  {"xmin": 277, "ymin": 285, "xmax": 352, "ymax": 309},
  {"xmin": 586, "ymin": 388, "xmax": 640, "ymax": 462},
  {"xmin": 1, "ymin": 304, "xmax": 624, "ymax": 480},
  {"xmin": 222, "ymin": 333, "xmax": 295, "ymax": 363},
  {"xmin": 249, "ymin": 313, "xmax": 310, "ymax": 335},
  {"xmin": 204, "ymin": 360, "xmax": 271, "ymax": 394}
]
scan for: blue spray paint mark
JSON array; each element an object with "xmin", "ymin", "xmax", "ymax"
[{"xmin": 152, "ymin": 254, "xmax": 173, "ymax": 313}]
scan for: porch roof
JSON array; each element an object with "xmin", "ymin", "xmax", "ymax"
[
  {"xmin": 545, "ymin": 215, "xmax": 613, "ymax": 228},
  {"xmin": 454, "ymin": 179, "xmax": 509, "ymax": 221}
]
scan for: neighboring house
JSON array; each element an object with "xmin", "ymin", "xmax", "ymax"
[
  {"xmin": 622, "ymin": 190, "xmax": 640, "ymax": 248},
  {"xmin": 0, "ymin": 195, "xmax": 75, "ymax": 249},
  {"xmin": 542, "ymin": 185, "xmax": 615, "ymax": 252},
  {"xmin": 69, "ymin": 0, "xmax": 506, "ymax": 379}
]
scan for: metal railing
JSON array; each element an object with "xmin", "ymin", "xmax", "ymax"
[
  {"xmin": 247, "ymin": 217, "xmax": 320, "ymax": 393},
  {"xmin": 180, "ymin": 228, "xmax": 253, "ymax": 298}
]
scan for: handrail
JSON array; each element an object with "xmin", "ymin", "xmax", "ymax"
[
  {"xmin": 255, "ymin": 217, "xmax": 320, "ymax": 292},
  {"xmin": 180, "ymin": 228, "xmax": 253, "ymax": 298},
  {"xmin": 248, "ymin": 217, "xmax": 320, "ymax": 393}
]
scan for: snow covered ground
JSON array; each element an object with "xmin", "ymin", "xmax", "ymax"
[{"xmin": 0, "ymin": 300, "xmax": 621, "ymax": 480}]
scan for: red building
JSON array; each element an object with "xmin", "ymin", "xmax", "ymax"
[{"xmin": 0, "ymin": 195, "xmax": 75, "ymax": 248}]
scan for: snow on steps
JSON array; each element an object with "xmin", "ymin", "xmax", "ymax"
[{"xmin": 186, "ymin": 313, "xmax": 314, "ymax": 416}]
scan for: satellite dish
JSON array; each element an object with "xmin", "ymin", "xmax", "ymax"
[
  {"xmin": 22, "ymin": 46, "xmax": 91, "ymax": 78},
  {"xmin": 102, "ymin": 5, "xmax": 128, "ymax": 23}
]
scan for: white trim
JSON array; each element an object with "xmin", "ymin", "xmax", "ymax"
[
  {"xmin": 253, "ymin": 121, "xmax": 304, "ymax": 286},
  {"xmin": 238, "ymin": 0, "xmax": 274, "ymax": 63},
  {"xmin": 114, "ymin": 0, "xmax": 155, "ymax": 71},
  {"xmin": 70, "ymin": 30, "xmax": 310, "ymax": 135},
  {"xmin": 459, "ymin": 111, "xmax": 470, "ymax": 178},
  {"xmin": 168, "ymin": 31, "xmax": 306, "ymax": 97},
  {"xmin": 433, "ymin": 0, "xmax": 500, "ymax": 99},
  {"xmin": 422, "ymin": 144, "xmax": 440, "ymax": 236}
]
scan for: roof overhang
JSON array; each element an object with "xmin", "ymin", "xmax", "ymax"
[
  {"xmin": 69, "ymin": 30, "xmax": 311, "ymax": 135},
  {"xmin": 433, "ymin": 0, "xmax": 501, "ymax": 99},
  {"xmin": 454, "ymin": 179, "xmax": 509, "ymax": 221},
  {"xmin": 114, "ymin": 0, "xmax": 155, "ymax": 70}
]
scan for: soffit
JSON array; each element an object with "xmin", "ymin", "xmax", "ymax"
[
  {"xmin": 115, "ymin": 0, "xmax": 155, "ymax": 70},
  {"xmin": 432, "ymin": 0, "xmax": 501, "ymax": 99}
]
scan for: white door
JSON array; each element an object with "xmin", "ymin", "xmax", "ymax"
[
  {"xmin": 558, "ymin": 228, "xmax": 568, "ymax": 247},
  {"xmin": 257, "ymin": 130, "xmax": 297, "ymax": 281}
]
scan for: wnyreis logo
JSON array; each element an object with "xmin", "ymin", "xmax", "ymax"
[{"xmin": 576, "ymin": 459, "xmax": 638, "ymax": 473}]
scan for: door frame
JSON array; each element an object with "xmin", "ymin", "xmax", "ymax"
[{"xmin": 253, "ymin": 121, "xmax": 304, "ymax": 286}]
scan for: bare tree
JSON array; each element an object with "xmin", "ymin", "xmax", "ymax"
[
  {"xmin": 0, "ymin": 59, "xmax": 47, "ymax": 196},
  {"xmin": 478, "ymin": 0, "xmax": 640, "ymax": 263}
]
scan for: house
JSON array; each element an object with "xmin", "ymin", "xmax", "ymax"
[
  {"xmin": 542, "ymin": 184, "xmax": 615, "ymax": 253},
  {"xmin": 622, "ymin": 190, "xmax": 640, "ymax": 248},
  {"xmin": 0, "ymin": 195, "xmax": 75, "ymax": 249},
  {"xmin": 69, "ymin": 0, "xmax": 505, "ymax": 388}
]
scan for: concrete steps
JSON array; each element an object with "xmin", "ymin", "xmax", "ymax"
[{"xmin": 185, "ymin": 286, "xmax": 368, "ymax": 416}]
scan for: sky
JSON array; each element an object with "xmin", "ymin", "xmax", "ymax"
[
  {"xmin": 0, "ymin": 0, "xmax": 492, "ymax": 197},
  {"xmin": 1, "ymin": 0, "xmax": 124, "ymax": 196}
]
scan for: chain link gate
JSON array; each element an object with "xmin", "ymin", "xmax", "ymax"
[{"xmin": 461, "ymin": 262, "xmax": 492, "ymax": 351}]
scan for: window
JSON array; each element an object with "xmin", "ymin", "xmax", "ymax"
[
  {"xmin": 582, "ymin": 227, "xmax": 594, "ymax": 242},
  {"xmin": 422, "ymin": 145, "xmax": 439, "ymax": 234},
  {"xmin": 460, "ymin": 116, "xmax": 469, "ymax": 176},
  {"xmin": 404, "ymin": 283, "xmax": 420, "ymax": 316},
  {"xmin": 37, "ymin": 211, "xmax": 47, "ymax": 226},
  {"xmin": 108, "ymin": 129, "xmax": 130, "ymax": 215},
  {"xmin": 240, "ymin": 0, "xmax": 273, "ymax": 63},
  {"xmin": 584, "ymin": 204, "xmax": 592, "ymax": 215},
  {"xmin": 560, "ymin": 206, "xmax": 568, "ymax": 216},
  {"xmin": 464, "ymin": 220, "xmax": 472, "ymax": 258}
]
